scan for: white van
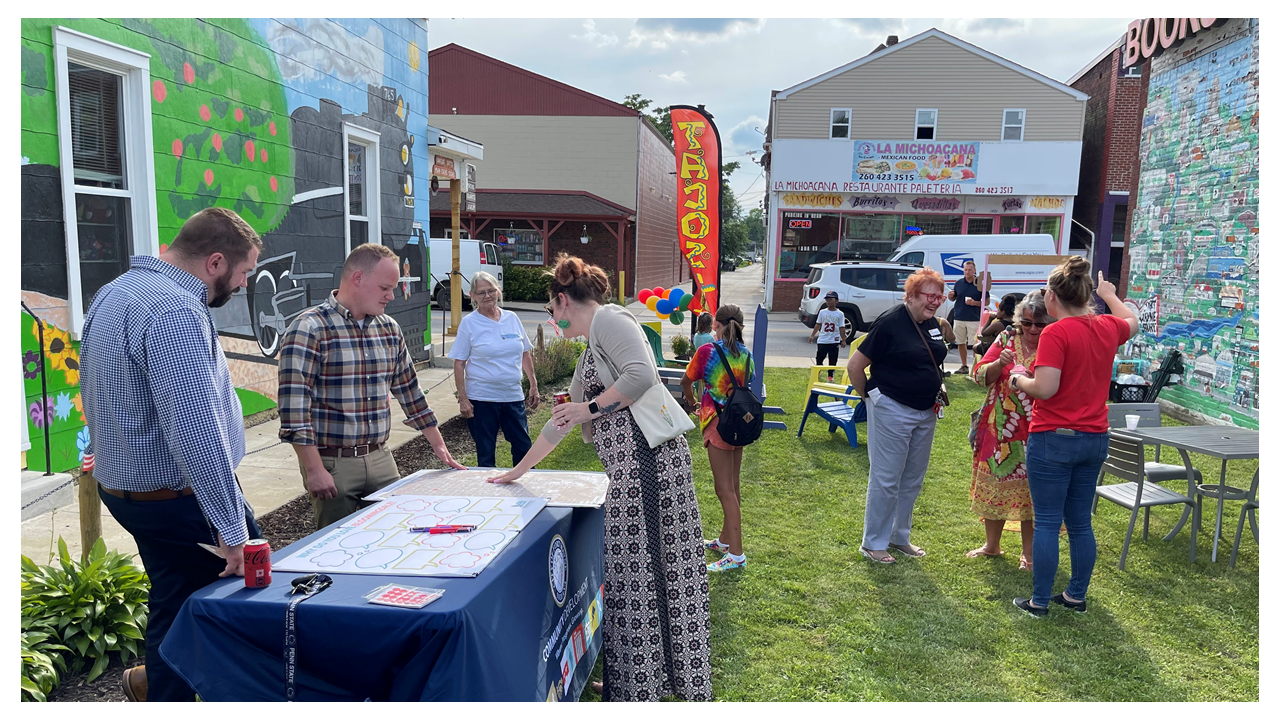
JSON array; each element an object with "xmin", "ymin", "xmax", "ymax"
[
  {"xmin": 428, "ymin": 238, "xmax": 503, "ymax": 310},
  {"xmin": 888, "ymin": 234, "xmax": 1058, "ymax": 322}
]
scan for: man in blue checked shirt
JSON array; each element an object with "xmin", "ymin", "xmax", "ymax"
[{"xmin": 81, "ymin": 207, "xmax": 263, "ymax": 702}]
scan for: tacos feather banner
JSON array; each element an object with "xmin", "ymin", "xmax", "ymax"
[{"xmin": 670, "ymin": 105, "xmax": 722, "ymax": 314}]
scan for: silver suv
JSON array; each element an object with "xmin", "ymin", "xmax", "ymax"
[{"xmin": 798, "ymin": 260, "xmax": 940, "ymax": 332}]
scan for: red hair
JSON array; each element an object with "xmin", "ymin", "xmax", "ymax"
[{"xmin": 903, "ymin": 267, "xmax": 945, "ymax": 296}]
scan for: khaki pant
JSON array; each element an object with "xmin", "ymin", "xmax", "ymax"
[{"xmin": 300, "ymin": 446, "xmax": 401, "ymax": 529}]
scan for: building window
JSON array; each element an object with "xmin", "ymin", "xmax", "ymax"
[
  {"xmin": 495, "ymin": 227, "xmax": 543, "ymax": 265},
  {"xmin": 1002, "ymin": 109, "xmax": 1025, "ymax": 141},
  {"xmin": 915, "ymin": 109, "xmax": 937, "ymax": 140},
  {"xmin": 343, "ymin": 123, "xmax": 381, "ymax": 255},
  {"xmin": 779, "ymin": 212, "xmax": 838, "ymax": 278},
  {"xmin": 1000, "ymin": 215, "xmax": 1026, "ymax": 234},
  {"xmin": 840, "ymin": 214, "xmax": 903, "ymax": 260},
  {"xmin": 902, "ymin": 214, "xmax": 962, "ymax": 238},
  {"xmin": 1111, "ymin": 203, "xmax": 1130, "ymax": 243},
  {"xmin": 1027, "ymin": 215, "xmax": 1062, "ymax": 242},
  {"xmin": 54, "ymin": 27, "xmax": 157, "ymax": 335},
  {"xmin": 829, "ymin": 109, "xmax": 851, "ymax": 139}
]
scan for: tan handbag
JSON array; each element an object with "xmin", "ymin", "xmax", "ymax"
[{"xmin": 588, "ymin": 314, "xmax": 696, "ymax": 449}]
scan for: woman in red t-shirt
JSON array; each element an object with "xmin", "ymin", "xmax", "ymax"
[{"xmin": 1005, "ymin": 257, "xmax": 1138, "ymax": 617}]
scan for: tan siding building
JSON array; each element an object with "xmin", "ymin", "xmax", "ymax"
[
  {"xmin": 775, "ymin": 36, "xmax": 1085, "ymax": 141},
  {"xmin": 763, "ymin": 29, "xmax": 1088, "ymax": 312}
]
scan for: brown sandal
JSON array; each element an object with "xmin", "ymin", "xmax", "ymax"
[
  {"xmin": 889, "ymin": 543, "xmax": 926, "ymax": 558},
  {"xmin": 859, "ymin": 546, "xmax": 896, "ymax": 564}
]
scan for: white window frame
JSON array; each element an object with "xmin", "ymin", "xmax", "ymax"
[
  {"xmin": 829, "ymin": 108, "xmax": 851, "ymax": 140},
  {"xmin": 53, "ymin": 26, "xmax": 158, "ymax": 337},
  {"xmin": 1002, "ymin": 108, "xmax": 1026, "ymax": 142},
  {"xmin": 915, "ymin": 109, "xmax": 938, "ymax": 140},
  {"xmin": 342, "ymin": 123, "xmax": 381, "ymax": 256}
]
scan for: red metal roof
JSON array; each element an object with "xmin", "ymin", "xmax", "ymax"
[{"xmin": 428, "ymin": 43, "xmax": 640, "ymax": 117}]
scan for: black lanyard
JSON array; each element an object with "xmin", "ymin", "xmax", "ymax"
[{"xmin": 284, "ymin": 574, "xmax": 332, "ymax": 700}]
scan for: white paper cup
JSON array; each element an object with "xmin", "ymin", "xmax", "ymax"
[{"xmin": 1125, "ymin": 414, "xmax": 1140, "ymax": 430}]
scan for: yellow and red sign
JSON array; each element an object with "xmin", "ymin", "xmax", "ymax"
[{"xmin": 670, "ymin": 105, "xmax": 722, "ymax": 313}]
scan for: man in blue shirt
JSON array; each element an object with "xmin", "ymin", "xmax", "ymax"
[
  {"xmin": 81, "ymin": 207, "xmax": 263, "ymax": 702},
  {"xmin": 948, "ymin": 260, "xmax": 985, "ymax": 374}
]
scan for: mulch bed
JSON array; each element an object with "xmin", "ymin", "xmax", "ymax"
[{"xmin": 47, "ymin": 413, "xmax": 485, "ymax": 702}]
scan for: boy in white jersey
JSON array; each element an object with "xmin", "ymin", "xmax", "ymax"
[{"xmin": 808, "ymin": 291, "xmax": 849, "ymax": 381}]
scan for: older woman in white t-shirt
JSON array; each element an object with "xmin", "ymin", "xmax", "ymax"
[{"xmin": 449, "ymin": 271, "xmax": 540, "ymax": 467}]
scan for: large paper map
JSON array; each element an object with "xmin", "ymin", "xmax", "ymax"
[
  {"xmin": 273, "ymin": 495, "xmax": 547, "ymax": 577},
  {"xmin": 366, "ymin": 467, "xmax": 610, "ymax": 508}
]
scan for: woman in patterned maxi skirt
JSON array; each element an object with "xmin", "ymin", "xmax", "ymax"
[{"xmin": 490, "ymin": 254, "xmax": 712, "ymax": 701}]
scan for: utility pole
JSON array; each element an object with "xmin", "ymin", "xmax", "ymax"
[{"xmin": 449, "ymin": 178, "xmax": 462, "ymax": 335}]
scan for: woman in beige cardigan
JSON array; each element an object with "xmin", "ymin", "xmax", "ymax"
[{"xmin": 491, "ymin": 255, "xmax": 712, "ymax": 702}]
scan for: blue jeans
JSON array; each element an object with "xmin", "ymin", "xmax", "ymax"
[
  {"xmin": 467, "ymin": 399, "xmax": 533, "ymax": 468},
  {"xmin": 1025, "ymin": 430, "xmax": 1109, "ymax": 607},
  {"xmin": 99, "ymin": 486, "xmax": 261, "ymax": 701}
]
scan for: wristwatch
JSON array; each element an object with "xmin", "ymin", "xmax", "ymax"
[{"xmin": 587, "ymin": 400, "xmax": 600, "ymax": 415}]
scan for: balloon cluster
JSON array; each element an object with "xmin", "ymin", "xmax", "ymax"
[{"xmin": 638, "ymin": 286, "xmax": 692, "ymax": 325}]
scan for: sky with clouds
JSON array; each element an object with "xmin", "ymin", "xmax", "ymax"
[{"xmin": 427, "ymin": 18, "xmax": 1133, "ymax": 210}]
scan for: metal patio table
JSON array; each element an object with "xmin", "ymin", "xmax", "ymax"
[{"xmin": 1122, "ymin": 425, "xmax": 1259, "ymax": 566}]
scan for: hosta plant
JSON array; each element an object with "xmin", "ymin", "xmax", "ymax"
[{"xmin": 21, "ymin": 538, "xmax": 150, "ymax": 683}]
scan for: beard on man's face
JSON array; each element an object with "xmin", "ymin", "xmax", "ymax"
[{"xmin": 207, "ymin": 267, "xmax": 237, "ymax": 308}]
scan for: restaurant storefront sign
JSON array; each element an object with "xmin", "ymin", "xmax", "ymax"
[{"xmin": 854, "ymin": 140, "xmax": 980, "ymax": 184}]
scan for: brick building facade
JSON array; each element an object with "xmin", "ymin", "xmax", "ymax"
[{"xmin": 1068, "ymin": 39, "xmax": 1148, "ymax": 285}]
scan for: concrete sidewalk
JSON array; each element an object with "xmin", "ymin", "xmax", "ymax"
[{"xmin": 19, "ymin": 365, "xmax": 462, "ymax": 566}]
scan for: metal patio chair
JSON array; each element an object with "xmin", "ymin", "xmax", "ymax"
[
  {"xmin": 1106, "ymin": 403, "xmax": 1203, "ymax": 486},
  {"xmin": 1094, "ymin": 430, "xmax": 1198, "ymax": 569}
]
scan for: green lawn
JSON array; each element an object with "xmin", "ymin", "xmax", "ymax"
[{"xmin": 485, "ymin": 368, "xmax": 1259, "ymax": 701}]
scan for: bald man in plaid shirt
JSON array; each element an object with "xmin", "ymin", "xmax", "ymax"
[{"xmin": 278, "ymin": 243, "xmax": 465, "ymax": 529}]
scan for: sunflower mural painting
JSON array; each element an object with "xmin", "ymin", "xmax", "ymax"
[
  {"xmin": 21, "ymin": 19, "xmax": 432, "ymax": 471},
  {"xmin": 21, "ymin": 312, "xmax": 87, "ymax": 472}
]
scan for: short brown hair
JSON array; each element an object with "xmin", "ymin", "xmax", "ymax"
[
  {"xmin": 1047, "ymin": 255, "xmax": 1095, "ymax": 312},
  {"xmin": 342, "ymin": 243, "xmax": 398, "ymax": 278},
  {"xmin": 168, "ymin": 207, "xmax": 262, "ymax": 266},
  {"xmin": 546, "ymin": 253, "xmax": 609, "ymax": 304}
]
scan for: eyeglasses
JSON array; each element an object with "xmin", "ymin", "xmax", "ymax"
[
  {"xmin": 919, "ymin": 293, "xmax": 945, "ymax": 303},
  {"xmin": 1022, "ymin": 320, "xmax": 1050, "ymax": 329},
  {"xmin": 544, "ymin": 303, "xmax": 555, "ymax": 318},
  {"xmin": 474, "ymin": 289, "xmax": 498, "ymax": 298}
]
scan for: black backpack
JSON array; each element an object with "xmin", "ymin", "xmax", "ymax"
[{"xmin": 711, "ymin": 343, "xmax": 764, "ymax": 447}]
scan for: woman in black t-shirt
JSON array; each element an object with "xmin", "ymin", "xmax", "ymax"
[{"xmin": 847, "ymin": 268, "xmax": 948, "ymax": 564}]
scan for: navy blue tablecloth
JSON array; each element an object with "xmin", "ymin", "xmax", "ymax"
[{"xmin": 160, "ymin": 506, "xmax": 604, "ymax": 701}]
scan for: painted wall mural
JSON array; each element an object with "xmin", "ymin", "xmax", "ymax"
[
  {"xmin": 1124, "ymin": 22, "xmax": 1258, "ymax": 428},
  {"xmin": 20, "ymin": 18, "xmax": 431, "ymax": 471}
]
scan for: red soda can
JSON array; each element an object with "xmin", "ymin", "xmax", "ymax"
[
  {"xmin": 244, "ymin": 539, "xmax": 272, "ymax": 588},
  {"xmin": 553, "ymin": 391, "xmax": 570, "ymax": 407}
]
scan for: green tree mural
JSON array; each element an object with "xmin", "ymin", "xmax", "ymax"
[{"xmin": 20, "ymin": 18, "xmax": 294, "ymax": 245}]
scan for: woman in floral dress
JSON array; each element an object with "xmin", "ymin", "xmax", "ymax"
[
  {"xmin": 491, "ymin": 254, "xmax": 712, "ymax": 702},
  {"xmin": 965, "ymin": 291, "xmax": 1054, "ymax": 570}
]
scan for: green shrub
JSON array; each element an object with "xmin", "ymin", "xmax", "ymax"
[
  {"xmin": 670, "ymin": 334, "xmax": 692, "ymax": 358},
  {"xmin": 523, "ymin": 337, "xmax": 585, "ymax": 393},
  {"xmin": 501, "ymin": 260, "xmax": 624, "ymax": 303},
  {"xmin": 21, "ymin": 618, "xmax": 68, "ymax": 702},
  {"xmin": 501, "ymin": 262, "xmax": 552, "ymax": 302},
  {"xmin": 21, "ymin": 538, "xmax": 150, "ymax": 684}
]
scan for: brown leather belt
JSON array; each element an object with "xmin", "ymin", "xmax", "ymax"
[
  {"xmin": 317, "ymin": 442, "xmax": 384, "ymax": 458},
  {"xmin": 99, "ymin": 483, "xmax": 195, "ymax": 502}
]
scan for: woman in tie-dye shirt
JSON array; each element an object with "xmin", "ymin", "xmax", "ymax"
[{"xmin": 681, "ymin": 304, "xmax": 754, "ymax": 573}]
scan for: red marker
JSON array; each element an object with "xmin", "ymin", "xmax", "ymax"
[{"xmin": 410, "ymin": 525, "xmax": 476, "ymax": 534}]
